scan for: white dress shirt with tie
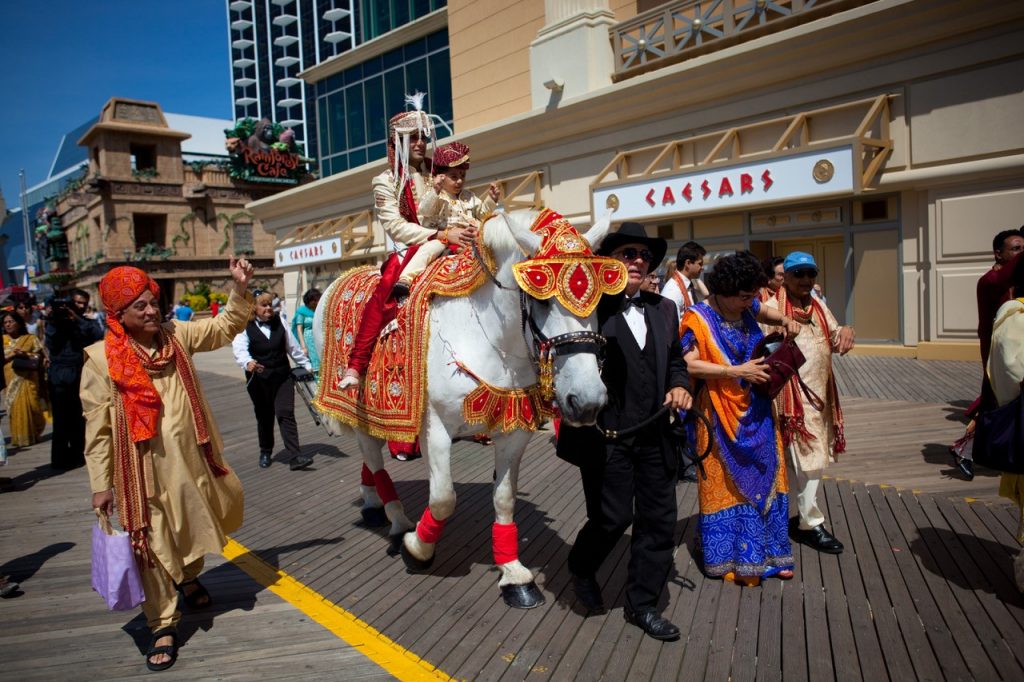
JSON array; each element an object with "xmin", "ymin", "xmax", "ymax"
[
  {"xmin": 661, "ymin": 273, "xmax": 703, "ymax": 318},
  {"xmin": 231, "ymin": 318, "xmax": 312, "ymax": 371},
  {"xmin": 622, "ymin": 294, "xmax": 647, "ymax": 350}
]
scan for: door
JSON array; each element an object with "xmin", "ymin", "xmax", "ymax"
[{"xmin": 772, "ymin": 236, "xmax": 847, "ymax": 324}]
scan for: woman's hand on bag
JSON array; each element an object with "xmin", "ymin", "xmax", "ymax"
[
  {"xmin": 734, "ymin": 358, "xmax": 771, "ymax": 384},
  {"xmin": 92, "ymin": 490, "xmax": 114, "ymax": 517},
  {"xmin": 664, "ymin": 387, "xmax": 693, "ymax": 410}
]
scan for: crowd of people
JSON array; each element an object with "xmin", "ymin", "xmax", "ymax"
[{"xmin": 0, "ymin": 98, "xmax": 1008, "ymax": 672}]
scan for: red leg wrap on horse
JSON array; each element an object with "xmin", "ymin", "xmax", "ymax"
[
  {"xmin": 361, "ymin": 463, "xmax": 374, "ymax": 487},
  {"xmin": 492, "ymin": 522, "xmax": 519, "ymax": 565},
  {"xmin": 372, "ymin": 469, "xmax": 398, "ymax": 505},
  {"xmin": 416, "ymin": 507, "xmax": 447, "ymax": 544},
  {"xmin": 347, "ymin": 247, "xmax": 420, "ymax": 374}
]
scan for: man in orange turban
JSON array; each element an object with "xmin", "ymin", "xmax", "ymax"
[{"xmin": 83, "ymin": 258, "xmax": 254, "ymax": 672}]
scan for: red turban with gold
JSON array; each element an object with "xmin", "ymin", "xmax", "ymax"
[{"xmin": 98, "ymin": 266, "xmax": 163, "ymax": 443}]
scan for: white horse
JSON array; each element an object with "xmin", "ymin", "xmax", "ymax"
[{"xmin": 314, "ymin": 209, "xmax": 614, "ymax": 608}]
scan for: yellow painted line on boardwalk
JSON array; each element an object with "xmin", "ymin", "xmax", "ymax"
[{"xmin": 222, "ymin": 538, "xmax": 453, "ymax": 682}]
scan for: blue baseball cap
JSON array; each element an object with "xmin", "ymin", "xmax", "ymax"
[{"xmin": 783, "ymin": 251, "xmax": 818, "ymax": 272}]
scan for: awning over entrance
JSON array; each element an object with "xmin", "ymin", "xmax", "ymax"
[{"xmin": 591, "ymin": 94, "xmax": 892, "ymax": 222}]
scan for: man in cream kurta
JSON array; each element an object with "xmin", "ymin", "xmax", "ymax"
[
  {"xmin": 82, "ymin": 286, "xmax": 253, "ymax": 632},
  {"xmin": 764, "ymin": 251, "xmax": 855, "ymax": 554}
]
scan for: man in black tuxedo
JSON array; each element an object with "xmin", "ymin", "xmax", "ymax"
[{"xmin": 557, "ymin": 222, "xmax": 692, "ymax": 641}]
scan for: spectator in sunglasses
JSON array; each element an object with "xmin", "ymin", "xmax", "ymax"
[
  {"xmin": 557, "ymin": 222, "xmax": 692, "ymax": 641},
  {"xmin": 763, "ymin": 251, "xmax": 855, "ymax": 555}
]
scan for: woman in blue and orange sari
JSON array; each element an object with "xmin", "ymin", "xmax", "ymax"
[{"xmin": 680, "ymin": 251, "xmax": 801, "ymax": 586}]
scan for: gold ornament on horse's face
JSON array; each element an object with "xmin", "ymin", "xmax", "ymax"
[{"xmin": 511, "ymin": 210, "xmax": 627, "ymax": 318}]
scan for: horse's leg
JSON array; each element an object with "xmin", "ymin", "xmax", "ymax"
[
  {"xmin": 356, "ymin": 430, "xmax": 414, "ymax": 541},
  {"xmin": 401, "ymin": 407, "xmax": 453, "ymax": 571},
  {"xmin": 491, "ymin": 430, "xmax": 545, "ymax": 609}
]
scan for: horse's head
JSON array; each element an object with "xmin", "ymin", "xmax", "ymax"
[{"xmin": 487, "ymin": 209, "xmax": 621, "ymax": 426}]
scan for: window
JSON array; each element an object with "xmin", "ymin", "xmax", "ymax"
[
  {"xmin": 233, "ymin": 223, "xmax": 255, "ymax": 255},
  {"xmin": 133, "ymin": 214, "xmax": 166, "ymax": 248},
  {"xmin": 316, "ymin": 29, "xmax": 452, "ymax": 177},
  {"xmin": 129, "ymin": 144, "xmax": 156, "ymax": 172},
  {"xmin": 360, "ymin": 0, "xmax": 446, "ymax": 42}
]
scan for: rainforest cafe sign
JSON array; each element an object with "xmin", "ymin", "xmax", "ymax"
[
  {"xmin": 592, "ymin": 146, "xmax": 855, "ymax": 222},
  {"xmin": 241, "ymin": 147, "xmax": 300, "ymax": 182}
]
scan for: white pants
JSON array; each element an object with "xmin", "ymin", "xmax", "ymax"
[
  {"xmin": 399, "ymin": 240, "xmax": 448, "ymax": 284},
  {"xmin": 788, "ymin": 446, "xmax": 826, "ymax": 531}
]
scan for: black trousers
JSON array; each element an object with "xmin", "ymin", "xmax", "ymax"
[
  {"xmin": 568, "ymin": 439, "xmax": 678, "ymax": 611},
  {"xmin": 50, "ymin": 380, "xmax": 86, "ymax": 469},
  {"xmin": 245, "ymin": 373, "xmax": 301, "ymax": 458}
]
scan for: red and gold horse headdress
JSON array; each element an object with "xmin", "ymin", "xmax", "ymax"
[{"xmin": 511, "ymin": 209, "xmax": 626, "ymax": 317}]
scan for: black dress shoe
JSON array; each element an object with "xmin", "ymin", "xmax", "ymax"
[
  {"xmin": 391, "ymin": 281, "xmax": 410, "ymax": 301},
  {"xmin": 571, "ymin": 573, "xmax": 605, "ymax": 614},
  {"xmin": 796, "ymin": 524, "xmax": 844, "ymax": 554},
  {"xmin": 624, "ymin": 607, "xmax": 680, "ymax": 641},
  {"xmin": 953, "ymin": 454, "xmax": 974, "ymax": 481},
  {"xmin": 259, "ymin": 452, "xmax": 272, "ymax": 468},
  {"xmin": 289, "ymin": 454, "xmax": 313, "ymax": 471}
]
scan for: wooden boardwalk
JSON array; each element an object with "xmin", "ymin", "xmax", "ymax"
[{"xmin": 2, "ymin": 350, "xmax": 1021, "ymax": 680}]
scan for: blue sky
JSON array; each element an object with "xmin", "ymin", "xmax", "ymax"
[{"xmin": 0, "ymin": 1, "xmax": 231, "ymax": 203}]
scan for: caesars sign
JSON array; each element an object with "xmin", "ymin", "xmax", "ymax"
[{"xmin": 592, "ymin": 147, "xmax": 855, "ymax": 222}]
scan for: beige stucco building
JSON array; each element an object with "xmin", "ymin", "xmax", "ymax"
[
  {"xmin": 249, "ymin": 0, "xmax": 1024, "ymax": 360},
  {"xmin": 56, "ymin": 98, "xmax": 284, "ymax": 309}
]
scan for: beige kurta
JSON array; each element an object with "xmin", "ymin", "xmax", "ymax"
[
  {"xmin": 417, "ymin": 188, "xmax": 497, "ymax": 230},
  {"xmin": 764, "ymin": 295, "xmax": 842, "ymax": 473},
  {"xmin": 989, "ymin": 298, "xmax": 1024, "ymax": 542},
  {"xmin": 81, "ymin": 289, "xmax": 253, "ymax": 583},
  {"xmin": 371, "ymin": 167, "xmax": 432, "ymax": 248}
]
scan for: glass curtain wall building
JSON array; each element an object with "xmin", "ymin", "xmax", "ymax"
[
  {"xmin": 226, "ymin": 0, "xmax": 447, "ymax": 175},
  {"xmin": 315, "ymin": 28, "xmax": 452, "ymax": 176}
]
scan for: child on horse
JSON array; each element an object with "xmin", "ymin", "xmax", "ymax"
[{"xmin": 391, "ymin": 141, "xmax": 499, "ymax": 299}]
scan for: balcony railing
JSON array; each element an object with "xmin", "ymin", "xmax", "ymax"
[
  {"xmin": 466, "ymin": 170, "xmax": 546, "ymax": 212},
  {"xmin": 611, "ymin": 0, "xmax": 864, "ymax": 80}
]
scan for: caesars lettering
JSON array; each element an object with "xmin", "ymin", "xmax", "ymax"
[{"xmin": 644, "ymin": 169, "xmax": 773, "ymax": 207}]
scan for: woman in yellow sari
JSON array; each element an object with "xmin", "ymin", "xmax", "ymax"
[{"xmin": 2, "ymin": 311, "xmax": 47, "ymax": 446}]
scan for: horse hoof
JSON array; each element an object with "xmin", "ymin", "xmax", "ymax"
[
  {"xmin": 361, "ymin": 506, "xmax": 388, "ymax": 528},
  {"xmin": 501, "ymin": 582, "xmax": 545, "ymax": 609},
  {"xmin": 400, "ymin": 543, "xmax": 434, "ymax": 573}
]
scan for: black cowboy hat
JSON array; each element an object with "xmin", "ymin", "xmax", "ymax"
[{"xmin": 597, "ymin": 222, "xmax": 667, "ymax": 271}]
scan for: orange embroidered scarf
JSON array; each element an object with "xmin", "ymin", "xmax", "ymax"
[{"xmin": 99, "ymin": 267, "xmax": 228, "ymax": 563}]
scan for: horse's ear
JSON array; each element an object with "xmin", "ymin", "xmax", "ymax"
[
  {"xmin": 505, "ymin": 214, "xmax": 543, "ymax": 256},
  {"xmin": 584, "ymin": 210, "xmax": 613, "ymax": 252}
]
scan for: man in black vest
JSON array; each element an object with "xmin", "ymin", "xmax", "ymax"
[
  {"xmin": 232, "ymin": 292, "xmax": 314, "ymax": 470},
  {"xmin": 557, "ymin": 222, "xmax": 692, "ymax": 641}
]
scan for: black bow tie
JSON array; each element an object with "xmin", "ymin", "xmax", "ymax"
[{"xmin": 623, "ymin": 297, "xmax": 644, "ymax": 311}]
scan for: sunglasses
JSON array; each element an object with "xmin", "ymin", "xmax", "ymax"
[
  {"xmin": 790, "ymin": 268, "xmax": 818, "ymax": 279},
  {"xmin": 613, "ymin": 247, "xmax": 654, "ymax": 263}
]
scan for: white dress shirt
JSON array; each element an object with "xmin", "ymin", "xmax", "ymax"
[
  {"xmin": 232, "ymin": 318, "xmax": 311, "ymax": 371},
  {"xmin": 661, "ymin": 273, "xmax": 704, "ymax": 317},
  {"xmin": 622, "ymin": 294, "xmax": 647, "ymax": 350}
]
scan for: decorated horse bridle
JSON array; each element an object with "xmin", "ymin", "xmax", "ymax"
[{"xmin": 472, "ymin": 210, "xmax": 626, "ymax": 401}]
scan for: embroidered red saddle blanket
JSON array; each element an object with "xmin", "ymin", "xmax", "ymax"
[{"xmin": 315, "ymin": 247, "xmax": 486, "ymax": 442}]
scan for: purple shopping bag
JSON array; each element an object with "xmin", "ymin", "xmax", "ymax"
[{"xmin": 91, "ymin": 512, "xmax": 145, "ymax": 611}]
